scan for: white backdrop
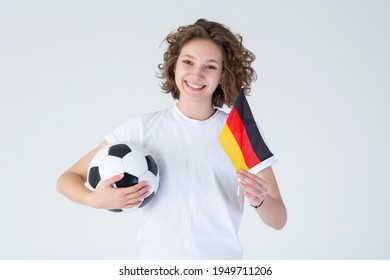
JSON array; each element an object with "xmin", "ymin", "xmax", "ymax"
[{"xmin": 1, "ymin": 0, "xmax": 389, "ymax": 259}]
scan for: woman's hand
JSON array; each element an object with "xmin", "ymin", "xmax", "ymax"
[
  {"xmin": 90, "ymin": 173, "xmax": 150, "ymax": 210},
  {"xmin": 237, "ymin": 169, "xmax": 268, "ymax": 207}
]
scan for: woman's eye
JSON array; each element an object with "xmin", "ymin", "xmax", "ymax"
[{"xmin": 183, "ymin": 60, "xmax": 192, "ymax": 65}]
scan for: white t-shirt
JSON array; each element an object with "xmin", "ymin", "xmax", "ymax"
[{"xmin": 105, "ymin": 104, "xmax": 276, "ymax": 259}]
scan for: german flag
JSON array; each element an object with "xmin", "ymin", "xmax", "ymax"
[{"xmin": 219, "ymin": 88, "xmax": 273, "ymax": 172}]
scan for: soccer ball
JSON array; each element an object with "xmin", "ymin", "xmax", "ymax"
[{"xmin": 87, "ymin": 142, "xmax": 159, "ymax": 212}]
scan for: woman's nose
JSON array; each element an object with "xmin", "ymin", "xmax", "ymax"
[{"xmin": 191, "ymin": 66, "xmax": 204, "ymax": 79}]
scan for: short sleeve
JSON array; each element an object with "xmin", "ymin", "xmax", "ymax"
[{"xmin": 104, "ymin": 117, "xmax": 143, "ymax": 145}]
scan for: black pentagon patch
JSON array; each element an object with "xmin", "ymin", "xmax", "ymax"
[
  {"xmin": 145, "ymin": 155, "xmax": 158, "ymax": 176},
  {"xmin": 108, "ymin": 144, "xmax": 132, "ymax": 158},
  {"xmin": 109, "ymin": 209, "xmax": 123, "ymax": 213},
  {"xmin": 115, "ymin": 172, "xmax": 138, "ymax": 188},
  {"xmin": 88, "ymin": 166, "xmax": 101, "ymax": 189},
  {"xmin": 139, "ymin": 191, "xmax": 155, "ymax": 208}
]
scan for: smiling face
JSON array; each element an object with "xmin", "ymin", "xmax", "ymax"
[{"xmin": 174, "ymin": 39, "xmax": 223, "ymax": 107}]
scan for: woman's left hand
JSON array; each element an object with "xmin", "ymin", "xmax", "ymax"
[{"xmin": 237, "ymin": 169, "xmax": 268, "ymax": 207}]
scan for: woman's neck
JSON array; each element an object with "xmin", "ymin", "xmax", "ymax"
[{"xmin": 176, "ymin": 101, "xmax": 216, "ymax": 121}]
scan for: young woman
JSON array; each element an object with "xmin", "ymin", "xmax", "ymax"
[{"xmin": 57, "ymin": 18, "xmax": 287, "ymax": 259}]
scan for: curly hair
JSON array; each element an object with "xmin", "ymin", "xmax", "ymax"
[{"xmin": 158, "ymin": 18, "xmax": 257, "ymax": 108}]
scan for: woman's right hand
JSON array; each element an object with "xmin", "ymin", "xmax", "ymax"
[{"xmin": 89, "ymin": 173, "xmax": 150, "ymax": 210}]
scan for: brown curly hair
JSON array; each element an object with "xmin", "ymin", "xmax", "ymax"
[{"xmin": 158, "ymin": 18, "xmax": 257, "ymax": 108}]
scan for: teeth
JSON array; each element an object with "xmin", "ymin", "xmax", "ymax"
[{"xmin": 187, "ymin": 81, "xmax": 204, "ymax": 89}]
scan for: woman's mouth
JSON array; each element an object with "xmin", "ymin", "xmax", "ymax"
[{"xmin": 186, "ymin": 81, "xmax": 206, "ymax": 90}]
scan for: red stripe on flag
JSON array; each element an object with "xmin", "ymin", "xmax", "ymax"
[{"xmin": 226, "ymin": 107, "xmax": 261, "ymax": 169}]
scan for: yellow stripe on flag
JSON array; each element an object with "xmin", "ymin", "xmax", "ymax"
[{"xmin": 218, "ymin": 124, "xmax": 249, "ymax": 172}]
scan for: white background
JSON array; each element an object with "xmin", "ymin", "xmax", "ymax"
[{"xmin": 0, "ymin": 0, "xmax": 389, "ymax": 259}]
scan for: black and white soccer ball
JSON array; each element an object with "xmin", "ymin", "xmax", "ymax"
[{"xmin": 87, "ymin": 142, "xmax": 159, "ymax": 212}]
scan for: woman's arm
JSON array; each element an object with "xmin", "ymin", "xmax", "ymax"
[
  {"xmin": 238, "ymin": 167, "xmax": 287, "ymax": 230},
  {"xmin": 56, "ymin": 140, "xmax": 150, "ymax": 210}
]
